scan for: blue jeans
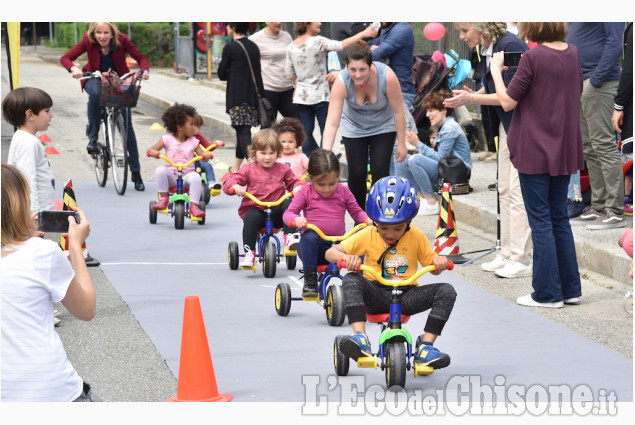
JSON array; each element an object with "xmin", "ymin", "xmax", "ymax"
[
  {"xmin": 197, "ymin": 161, "xmax": 216, "ymax": 182},
  {"xmin": 297, "ymin": 101, "xmax": 329, "ymax": 157},
  {"xmin": 567, "ymin": 171, "xmax": 581, "ymax": 200},
  {"xmin": 518, "ymin": 173, "xmax": 582, "ymax": 303},
  {"xmin": 84, "ymin": 78, "xmax": 141, "ymax": 173},
  {"xmin": 297, "ymin": 229, "xmax": 330, "ymax": 270},
  {"xmin": 395, "ymin": 154, "xmax": 438, "ymax": 196}
]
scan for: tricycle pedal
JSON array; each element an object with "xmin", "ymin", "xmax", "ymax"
[
  {"xmin": 210, "ymin": 188, "xmax": 221, "ymax": 197},
  {"xmin": 302, "ymin": 295, "xmax": 319, "ymax": 302},
  {"xmin": 413, "ymin": 364, "xmax": 434, "ymax": 377},
  {"xmin": 356, "ymin": 356, "xmax": 378, "ymax": 369},
  {"xmin": 283, "ymin": 248, "xmax": 297, "ymax": 256}
]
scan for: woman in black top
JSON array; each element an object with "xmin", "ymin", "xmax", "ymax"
[{"xmin": 218, "ymin": 22, "xmax": 265, "ymax": 173}]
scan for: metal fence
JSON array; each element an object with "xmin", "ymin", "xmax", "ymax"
[{"xmin": 175, "ymin": 36, "xmax": 193, "ymax": 76}]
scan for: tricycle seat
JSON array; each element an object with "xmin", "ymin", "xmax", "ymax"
[
  {"xmin": 366, "ymin": 313, "xmax": 410, "ymax": 324},
  {"xmin": 257, "ymin": 227, "xmax": 280, "ymax": 235}
]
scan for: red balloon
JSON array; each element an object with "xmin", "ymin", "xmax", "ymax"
[{"xmin": 424, "ymin": 22, "xmax": 446, "ymax": 41}]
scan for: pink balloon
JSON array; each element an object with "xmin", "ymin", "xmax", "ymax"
[{"xmin": 424, "ymin": 22, "xmax": 446, "ymax": 41}]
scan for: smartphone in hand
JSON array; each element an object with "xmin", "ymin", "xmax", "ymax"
[
  {"xmin": 503, "ymin": 52, "xmax": 523, "ymax": 68},
  {"xmin": 38, "ymin": 210, "xmax": 80, "ymax": 233}
]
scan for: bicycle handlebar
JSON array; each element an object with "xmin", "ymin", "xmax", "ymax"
[
  {"xmin": 336, "ymin": 259, "xmax": 454, "ymax": 287},
  {"xmin": 288, "ymin": 221, "xmax": 367, "ymax": 242},
  {"xmin": 226, "ymin": 188, "xmax": 293, "ymax": 207},
  {"xmin": 146, "ymin": 152, "xmax": 203, "ymax": 169}
]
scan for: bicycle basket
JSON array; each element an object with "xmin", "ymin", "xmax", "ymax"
[{"xmin": 98, "ymin": 71, "xmax": 141, "ymax": 108}]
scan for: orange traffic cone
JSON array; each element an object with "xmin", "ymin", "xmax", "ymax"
[
  {"xmin": 167, "ymin": 296, "xmax": 232, "ymax": 402},
  {"xmin": 434, "ymin": 183, "xmax": 467, "ymax": 263},
  {"xmin": 58, "ymin": 179, "xmax": 100, "ymax": 267}
]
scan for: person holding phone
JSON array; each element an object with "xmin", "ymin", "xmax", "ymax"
[
  {"xmin": 444, "ymin": 23, "xmax": 533, "ymax": 279},
  {"xmin": 1, "ymin": 164, "xmax": 100, "ymax": 401},
  {"xmin": 489, "ymin": 22, "xmax": 584, "ymax": 308}
]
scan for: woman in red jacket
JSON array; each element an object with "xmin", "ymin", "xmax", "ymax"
[{"xmin": 60, "ymin": 22, "xmax": 150, "ymax": 191}]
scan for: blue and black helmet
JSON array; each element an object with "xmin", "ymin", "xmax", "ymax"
[{"xmin": 366, "ymin": 176, "xmax": 420, "ymax": 224}]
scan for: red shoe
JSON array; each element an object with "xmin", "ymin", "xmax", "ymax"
[
  {"xmin": 190, "ymin": 203, "xmax": 206, "ymax": 218},
  {"xmin": 152, "ymin": 196, "xmax": 169, "ymax": 210}
]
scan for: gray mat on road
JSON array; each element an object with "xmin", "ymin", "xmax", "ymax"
[{"xmin": 72, "ymin": 180, "xmax": 633, "ymax": 403}]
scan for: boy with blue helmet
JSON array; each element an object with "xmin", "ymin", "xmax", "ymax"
[{"xmin": 325, "ymin": 176, "xmax": 456, "ymax": 370}]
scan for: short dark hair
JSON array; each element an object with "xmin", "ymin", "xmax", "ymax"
[
  {"xmin": 228, "ymin": 22, "xmax": 250, "ymax": 36},
  {"xmin": 346, "ymin": 44, "xmax": 373, "ymax": 67},
  {"xmin": 519, "ymin": 22, "xmax": 568, "ymax": 44},
  {"xmin": 162, "ymin": 103, "xmax": 197, "ymax": 135},
  {"xmin": 307, "ymin": 148, "xmax": 340, "ymax": 179},
  {"xmin": 1, "ymin": 87, "xmax": 53, "ymax": 127}
]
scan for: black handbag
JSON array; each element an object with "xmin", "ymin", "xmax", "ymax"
[
  {"xmin": 236, "ymin": 40, "xmax": 273, "ymax": 128},
  {"xmin": 437, "ymin": 156, "xmax": 472, "ymax": 195}
]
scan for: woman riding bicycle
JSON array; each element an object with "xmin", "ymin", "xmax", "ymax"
[{"xmin": 60, "ymin": 22, "xmax": 149, "ymax": 191}]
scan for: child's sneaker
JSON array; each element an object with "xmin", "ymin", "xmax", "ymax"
[
  {"xmin": 239, "ymin": 246, "xmax": 255, "ymax": 267},
  {"xmin": 338, "ymin": 331, "xmax": 372, "ymax": 360},
  {"xmin": 301, "ymin": 269, "xmax": 318, "ymax": 297},
  {"xmin": 284, "ymin": 232, "xmax": 301, "ymax": 250},
  {"xmin": 625, "ymin": 203, "xmax": 633, "ymax": 216},
  {"xmin": 414, "ymin": 341, "xmax": 450, "ymax": 369},
  {"xmin": 190, "ymin": 203, "xmax": 205, "ymax": 218},
  {"xmin": 152, "ymin": 195, "xmax": 169, "ymax": 210}
]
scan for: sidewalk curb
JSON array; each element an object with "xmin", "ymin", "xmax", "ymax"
[{"xmin": 451, "ymin": 197, "xmax": 631, "ymax": 283}]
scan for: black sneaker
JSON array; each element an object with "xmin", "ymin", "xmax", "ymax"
[
  {"xmin": 488, "ymin": 182, "xmax": 497, "ymax": 191},
  {"xmin": 87, "ymin": 140, "xmax": 98, "ymax": 155},
  {"xmin": 131, "ymin": 172, "xmax": 145, "ymax": 191},
  {"xmin": 301, "ymin": 269, "xmax": 318, "ymax": 297},
  {"xmin": 566, "ymin": 199, "xmax": 585, "ymax": 218}
]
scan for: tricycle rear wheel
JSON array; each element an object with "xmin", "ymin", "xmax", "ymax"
[
  {"xmin": 228, "ymin": 241, "xmax": 239, "ymax": 270},
  {"xmin": 334, "ymin": 335, "xmax": 350, "ymax": 376},
  {"xmin": 274, "ymin": 282, "xmax": 291, "ymax": 316},
  {"xmin": 326, "ymin": 284, "xmax": 345, "ymax": 326}
]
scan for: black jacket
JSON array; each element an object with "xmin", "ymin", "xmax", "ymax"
[{"xmin": 218, "ymin": 38, "xmax": 265, "ymax": 113}]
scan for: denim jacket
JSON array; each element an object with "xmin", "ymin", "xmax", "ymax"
[{"xmin": 417, "ymin": 116, "xmax": 473, "ymax": 169}]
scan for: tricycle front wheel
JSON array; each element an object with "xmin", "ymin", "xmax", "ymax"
[{"xmin": 386, "ymin": 342, "xmax": 406, "ymax": 390}]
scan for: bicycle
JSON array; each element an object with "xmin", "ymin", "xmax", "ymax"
[
  {"xmin": 274, "ymin": 221, "xmax": 367, "ymax": 326},
  {"xmin": 333, "ymin": 259, "xmax": 454, "ymax": 389},
  {"xmin": 80, "ymin": 70, "xmax": 143, "ymax": 196}
]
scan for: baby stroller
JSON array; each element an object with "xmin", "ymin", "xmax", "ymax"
[{"xmin": 410, "ymin": 50, "xmax": 474, "ymax": 146}]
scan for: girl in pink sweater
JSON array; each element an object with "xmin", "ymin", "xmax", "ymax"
[
  {"xmin": 283, "ymin": 148, "xmax": 371, "ymax": 297},
  {"xmin": 222, "ymin": 129, "xmax": 303, "ymax": 267}
]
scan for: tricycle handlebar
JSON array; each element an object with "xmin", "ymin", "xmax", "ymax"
[
  {"xmin": 288, "ymin": 221, "xmax": 367, "ymax": 242},
  {"xmin": 336, "ymin": 259, "xmax": 454, "ymax": 286},
  {"xmin": 225, "ymin": 189, "xmax": 293, "ymax": 207}
]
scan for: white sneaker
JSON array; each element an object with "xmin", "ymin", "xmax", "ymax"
[
  {"xmin": 284, "ymin": 232, "xmax": 301, "ymax": 250},
  {"xmin": 495, "ymin": 260, "xmax": 532, "ymax": 278},
  {"xmin": 517, "ymin": 294, "xmax": 563, "ymax": 308},
  {"xmin": 418, "ymin": 201, "xmax": 440, "ymax": 216},
  {"xmin": 239, "ymin": 246, "xmax": 255, "ymax": 267},
  {"xmin": 564, "ymin": 297, "xmax": 581, "ymax": 305},
  {"xmin": 54, "ymin": 309, "xmax": 61, "ymax": 318},
  {"xmin": 481, "ymin": 255, "xmax": 508, "ymax": 272}
]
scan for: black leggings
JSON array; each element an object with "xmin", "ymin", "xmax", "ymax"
[
  {"xmin": 343, "ymin": 132, "xmax": 396, "ymax": 209},
  {"xmin": 234, "ymin": 125, "xmax": 252, "ymax": 160},
  {"xmin": 242, "ymin": 199, "xmax": 293, "ymax": 251},
  {"xmin": 263, "ymin": 89, "xmax": 299, "ymax": 121},
  {"xmin": 342, "ymin": 273, "xmax": 457, "ymax": 336}
]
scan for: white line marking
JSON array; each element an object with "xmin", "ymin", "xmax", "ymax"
[
  {"xmin": 260, "ymin": 284, "xmax": 300, "ymax": 291},
  {"xmin": 288, "ymin": 275, "xmax": 303, "ymax": 289}
]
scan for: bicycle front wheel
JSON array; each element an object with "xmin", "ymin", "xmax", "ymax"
[
  {"xmin": 109, "ymin": 111, "xmax": 128, "ymax": 195},
  {"xmin": 94, "ymin": 122, "xmax": 108, "ymax": 187}
]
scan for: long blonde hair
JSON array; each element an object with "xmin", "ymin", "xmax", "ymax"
[
  {"xmin": 87, "ymin": 22, "xmax": 121, "ymax": 47},
  {"xmin": 472, "ymin": 22, "xmax": 508, "ymax": 45},
  {"xmin": 1, "ymin": 164, "xmax": 37, "ymax": 254}
]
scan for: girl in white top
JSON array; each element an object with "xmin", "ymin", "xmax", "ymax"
[{"xmin": 1, "ymin": 163, "xmax": 97, "ymax": 401}]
